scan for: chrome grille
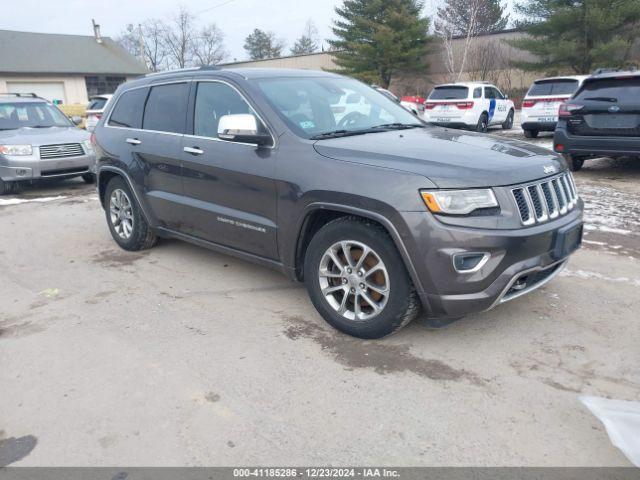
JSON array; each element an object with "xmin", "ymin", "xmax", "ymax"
[
  {"xmin": 39, "ymin": 143, "xmax": 84, "ymax": 159},
  {"xmin": 511, "ymin": 172, "xmax": 578, "ymax": 226}
]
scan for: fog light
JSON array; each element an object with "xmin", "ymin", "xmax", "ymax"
[
  {"xmin": 453, "ymin": 252, "xmax": 490, "ymax": 273},
  {"xmin": 15, "ymin": 169, "xmax": 29, "ymax": 177}
]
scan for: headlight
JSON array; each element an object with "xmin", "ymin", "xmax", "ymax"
[
  {"xmin": 421, "ymin": 189, "xmax": 498, "ymax": 215},
  {"xmin": 82, "ymin": 140, "xmax": 94, "ymax": 153},
  {"xmin": 0, "ymin": 144, "xmax": 33, "ymax": 156}
]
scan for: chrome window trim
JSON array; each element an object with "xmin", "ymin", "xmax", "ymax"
[
  {"xmin": 105, "ymin": 79, "xmax": 192, "ymax": 132},
  {"xmin": 105, "ymin": 78, "xmax": 277, "ymax": 149}
]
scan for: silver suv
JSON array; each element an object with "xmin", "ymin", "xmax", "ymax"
[{"xmin": 0, "ymin": 93, "xmax": 96, "ymax": 194}]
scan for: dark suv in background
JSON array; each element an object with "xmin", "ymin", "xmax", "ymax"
[
  {"xmin": 94, "ymin": 67, "xmax": 583, "ymax": 339},
  {"xmin": 554, "ymin": 70, "xmax": 640, "ymax": 171}
]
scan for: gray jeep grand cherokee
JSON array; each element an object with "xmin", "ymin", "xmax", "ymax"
[
  {"xmin": 0, "ymin": 94, "xmax": 96, "ymax": 194},
  {"xmin": 94, "ymin": 67, "xmax": 583, "ymax": 339}
]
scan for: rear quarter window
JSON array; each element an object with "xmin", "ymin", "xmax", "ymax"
[
  {"xmin": 108, "ymin": 88, "xmax": 148, "ymax": 128},
  {"xmin": 574, "ymin": 77, "xmax": 640, "ymax": 103},
  {"xmin": 528, "ymin": 80, "xmax": 579, "ymax": 97},
  {"xmin": 429, "ymin": 87, "xmax": 469, "ymax": 100}
]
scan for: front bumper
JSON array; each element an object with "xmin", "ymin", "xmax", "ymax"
[
  {"xmin": 554, "ymin": 126, "xmax": 640, "ymax": 157},
  {"xmin": 0, "ymin": 152, "xmax": 96, "ymax": 181},
  {"xmin": 399, "ymin": 207, "xmax": 583, "ymax": 318}
]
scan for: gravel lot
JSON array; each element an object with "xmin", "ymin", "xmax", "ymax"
[{"xmin": 1, "ymin": 127, "xmax": 639, "ymax": 466}]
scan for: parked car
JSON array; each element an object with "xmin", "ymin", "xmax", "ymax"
[
  {"xmin": 424, "ymin": 82, "xmax": 515, "ymax": 132},
  {"xmin": 554, "ymin": 70, "xmax": 640, "ymax": 171},
  {"xmin": 400, "ymin": 95, "xmax": 426, "ymax": 116},
  {"xmin": 85, "ymin": 94, "xmax": 113, "ymax": 132},
  {"xmin": 94, "ymin": 67, "xmax": 583, "ymax": 339},
  {"xmin": 521, "ymin": 75, "xmax": 589, "ymax": 138},
  {"xmin": 0, "ymin": 93, "xmax": 96, "ymax": 195}
]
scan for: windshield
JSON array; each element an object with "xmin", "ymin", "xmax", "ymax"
[
  {"xmin": 255, "ymin": 77, "xmax": 421, "ymax": 139},
  {"xmin": 0, "ymin": 102, "xmax": 72, "ymax": 130},
  {"xmin": 429, "ymin": 86, "xmax": 469, "ymax": 100},
  {"xmin": 528, "ymin": 79, "xmax": 579, "ymax": 97}
]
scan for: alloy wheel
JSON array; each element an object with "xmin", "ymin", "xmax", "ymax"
[
  {"xmin": 318, "ymin": 240, "xmax": 390, "ymax": 322},
  {"xmin": 109, "ymin": 189, "xmax": 134, "ymax": 240}
]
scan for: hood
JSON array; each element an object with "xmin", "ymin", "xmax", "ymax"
[
  {"xmin": 0, "ymin": 127, "xmax": 90, "ymax": 146},
  {"xmin": 313, "ymin": 127, "xmax": 565, "ymax": 188}
]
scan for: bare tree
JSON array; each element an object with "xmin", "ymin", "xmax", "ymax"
[
  {"xmin": 466, "ymin": 39, "xmax": 504, "ymax": 84},
  {"xmin": 192, "ymin": 24, "xmax": 227, "ymax": 66},
  {"xmin": 163, "ymin": 7, "xmax": 195, "ymax": 68},
  {"xmin": 141, "ymin": 20, "xmax": 168, "ymax": 72},
  {"xmin": 435, "ymin": 0, "xmax": 484, "ymax": 82}
]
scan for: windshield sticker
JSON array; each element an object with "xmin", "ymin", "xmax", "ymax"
[{"xmin": 299, "ymin": 121, "xmax": 315, "ymax": 129}]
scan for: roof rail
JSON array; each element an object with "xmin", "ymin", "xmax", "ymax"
[
  {"xmin": 0, "ymin": 92, "xmax": 40, "ymax": 98},
  {"xmin": 592, "ymin": 67, "xmax": 621, "ymax": 75},
  {"xmin": 145, "ymin": 65, "xmax": 220, "ymax": 77}
]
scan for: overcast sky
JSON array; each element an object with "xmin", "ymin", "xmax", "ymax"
[{"xmin": 3, "ymin": 0, "xmax": 450, "ymax": 61}]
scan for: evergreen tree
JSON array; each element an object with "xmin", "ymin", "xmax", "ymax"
[
  {"xmin": 244, "ymin": 29, "xmax": 285, "ymax": 60},
  {"xmin": 437, "ymin": 0, "xmax": 509, "ymax": 36},
  {"xmin": 509, "ymin": 0, "xmax": 640, "ymax": 73},
  {"xmin": 328, "ymin": 0, "xmax": 432, "ymax": 88},
  {"xmin": 291, "ymin": 20, "xmax": 320, "ymax": 55}
]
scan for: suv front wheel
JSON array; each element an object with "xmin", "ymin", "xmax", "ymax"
[
  {"xmin": 304, "ymin": 217, "xmax": 420, "ymax": 339},
  {"xmin": 104, "ymin": 176, "xmax": 157, "ymax": 251},
  {"xmin": 563, "ymin": 154, "xmax": 585, "ymax": 172}
]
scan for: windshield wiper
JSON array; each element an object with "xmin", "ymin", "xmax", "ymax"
[
  {"xmin": 29, "ymin": 125, "xmax": 56, "ymax": 128},
  {"xmin": 311, "ymin": 124, "xmax": 423, "ymax": 140},
  {"xmin": 583, "ymin": 96, "xmax": 618, "ymax": 102},
  {"xmin": 369, "ymin": 123, "xmax": 423, "ymax": 130}
]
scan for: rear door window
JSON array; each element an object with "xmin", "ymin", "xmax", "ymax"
[
  {"xmin": 429, "ymin": 87, "xmax": 469, "ymax": 100},
  {"xmin": 574, "ymin": 78, "xmax": 640, "ymax": 103},
  {"xmin": 528, "ymin": 79, "xmax": 579, "ymax": 96},
  {"xmin": 108, "ymin": 88, "xmax": 148, "ymax": 128},
  {"xmin": 484, "ymin": 87, "xmax": 496, "ymax": 99},
  {"xmin": 142, "ymin": 83, "xmax": 190, "ymax": 134}
]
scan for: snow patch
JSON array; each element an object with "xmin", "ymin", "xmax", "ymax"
[
  {"xmin": 0, "ymin": 195, "xmax": 67, "ymax": 206},
  {"xmin": 561, "ymin": 269, "xmax": 640, "ymax": 287}
]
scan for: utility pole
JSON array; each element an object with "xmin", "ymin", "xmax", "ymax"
[{"xmin": 138, "ymin": 24, "xmax": 145, "ymax": 63}]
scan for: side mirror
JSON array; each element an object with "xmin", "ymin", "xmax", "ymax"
[
  {"xmin": 71, "ymin": 116, "xmax": 82, "ymax": 126},
  {"xmin": 218, "ymin": 114, "xmax": 272, "ymax": 146}
]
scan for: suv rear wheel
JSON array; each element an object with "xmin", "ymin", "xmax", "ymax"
[
  {"xmin": 523, "ymin": 129, "xmax": 538, "ymax": 139},
  {"xmin": 502, "ymin": 109, "xmax": 514, "ymax": 129},
  {"xmin": 0, "ymin": 178, "xmax": 11, "ymax": 195},
  {"xmin": 304, "ymin": 217, "xmax": 420, "ymax": 339},
  {"xmin": 104, "ymin": 176, "xmax": 157, "ymax": 251},
  {"xmin": 563, "ymin": 154, "xmax": 585, "ymax": 172},
  {"xmin": 476, "ymin": 113, "xmax": 488, "ymax": 133}
]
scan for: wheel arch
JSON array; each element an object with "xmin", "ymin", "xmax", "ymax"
[
  {"xmin": 293, "ymin": 203, "xmax": 425, "ymax": 298},
  {"xmin": 97, "ymin": 166, "xmax": 152, "ymax": 224}
]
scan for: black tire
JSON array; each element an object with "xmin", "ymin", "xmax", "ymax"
[
  {"xmin": 104, "ymin": 176, "xmax": 157, "ymax": 251},
  {"xmin": 564, "ymin": 154, "xmax": 584, "ymax": 172},
  {"xmin": 523, "ymin": 129, "xmax": 538, "ymax": 139},
  {"xmin": 304, "ymin": 217, "xmax": 421, "ymax": 339},
  {"xmin": 502, "ymin": 109, "xmax": 514, "ymax": 129},
  {"xmin": 476, "ymin": 113, "xmax": 488, "ymax": 133},
  {"xmin": 0, "ymin": 178, "xmax": 17, "ymax": 195},
  {"xmin": 82, "ymin": 173, "xmax": 96, "ymax": 184}
]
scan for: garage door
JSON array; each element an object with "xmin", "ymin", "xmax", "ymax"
[{"xmin": 7, "ymin": 82, "xmax": 66, "ymax": 103}]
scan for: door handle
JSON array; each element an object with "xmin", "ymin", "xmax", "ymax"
[
  {"xmin": 126, "ymin": 138, "xmax": 141, "ymax": 145},
  {"xmin": 184, "ymin": 146, "xmax": 204, "ymax": 155}
]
